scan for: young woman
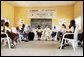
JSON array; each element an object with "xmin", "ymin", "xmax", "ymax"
[
  {"xmin": 5, "ymin": 22, "xmax": 18, "ymax": 48},
  {"xmin": 44, "ymin": 25, "xmax": 51, "ymax": 41},
  {"xmin": 36, "ymin": 25, "xmax": 43, "ymax": 40},
  {"xmin": 51, "ymin": 26, "xmax": 57, "ymax": 41},
  {"xmin": 1, "ymin": 20, "xmax": 6, "ymax": 38},
  {"xmin": 60, "ymin": 20, "xmax": 77, "ymax": 49},
  {"xmin": 58, "ymin": 24, "xmax": 67, "ymax": 49},
  {"xmin": 1, "ymin": 20, "xmax": 7, "ymax": 46},
  {"xmin": 57, "ymin": 24, "xmax": 67, "ymax": 42}
]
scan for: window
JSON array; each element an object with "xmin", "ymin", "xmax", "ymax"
[{"xmin": 75, "ymin": 16, "xmax": 82, "ymax": 30}]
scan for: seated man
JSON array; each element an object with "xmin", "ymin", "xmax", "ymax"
[{"xmin": 27, "ymin": 26, "xmax": 35, "ymax": 41}]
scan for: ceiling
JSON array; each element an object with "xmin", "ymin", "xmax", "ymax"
[{"xmin": 6, "ymin": 1, "xmax": 76, "ymax": 7}]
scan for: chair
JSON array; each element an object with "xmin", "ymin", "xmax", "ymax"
[
  {"xmin": 60, "ymin": 26, "xmax": 79, "ymax": 51},
  {"xmin": 1, "ymin": 32, "xmax": 11, "ymax": 48}
]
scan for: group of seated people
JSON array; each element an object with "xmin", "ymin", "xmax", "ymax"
[
  {"xmin": 1, "ymin": 19, "xmax": 83, "ymax": 49},
  {"xmin": 1, "ymin": 19, "xmax": 35, "ymax": 48}
]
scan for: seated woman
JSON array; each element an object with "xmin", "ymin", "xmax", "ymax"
[
  {"xmin": 20, "ymin": 24, "xmax": 28, "ymax": 41},
  {"xmin": 51, "ymin": 26, "xmax": 57, "ymax": 41},
  {"xmin": 1, "ymin": 19, "xmax": 6, "ymax": 38},
  {"xmin": 19, "ymin": 24, "xmax": 28, "ymax": 41},
  {"xmin": 16, "ymin": 27, "xmax": 24, "ymax": 43},
  {"xmin": 65, "ymin": 20, "xmax": 76, "ymax": 39},
  {"xmin": 36, "ymin": 25, "xmax": 43, "ymax": 40},
  {"xmin": 57, "ymin": 24, "xmax": 66, "ymax": 42},
  {"xmin": 60, "ymin": 24, "xmax": 67, "ymax": 41},
  {"xmin": 78, "ymin": 32, "xmax": 83, "ymax": 47},
  {"xmin": 44, "ymin": 25, "xmax": 51, "ymax": 41},
  {"xmin": 1, "ymin": 19, "xmax": 7, "ymax": 46},
  {"xmin": 60, "ymin": 20, "xmax": 77, "ymax": 49},
  {"xmin": 58, "ymin": 24, "xmax": 67, "ymax": 49},
  {"xmin": 5, "ymin": 22, "xmax": 18, "ymax": 48}
]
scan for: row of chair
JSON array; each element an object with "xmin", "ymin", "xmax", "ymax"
[{"xmin": 1, "ymin": 26, "xmax": 79, "ymax": 51}]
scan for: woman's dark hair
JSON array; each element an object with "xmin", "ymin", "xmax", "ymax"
[
  {"xmin": 69, "ymin": 20, "xmax": 76, "ymax": 29},
  {"xmin": 69, "ymin": 20, "xmax": 76, "ymax": 32},
  {"xmin": 1, "ymin": 20, "xmax": 5, "ymax": 26},
  {"xmin": 62, "ymin": 24, "xmax": 66, "ymax": 28},
  {"xmin": 1, "ymin": 19, "xmax": 5, "ymax": 22},
  {"xmin": 37, "ymin": 25, "xmax": 41, "ymax": 29},
  {"xmin": 54, "ymin": 26, "xmax": 56, "ymax": 29},
  {"xmin": 16, "ymin": 27, "xmax": 19, "ymax": 31},
  {"xmin": 70, "ymin": 20, "xmax": 75, "ymax": 25},
  {"xmin": 5, "ymin": 22, "xmax": 9, "ymax": 27},
  {"xmin": 22, "ymin": 24, "xmax": 25, "ymax": 28}
]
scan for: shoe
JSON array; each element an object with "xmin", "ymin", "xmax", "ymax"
[
  {"xmin": 52, "ymin": 39, "xmax": 54, "ymax": 41},
  {"xmin": 59, "ymin": 46, "xmax": 64, "ymax": 49},
  {"xmin": 11, "ymin": 44, "xmax": 16, "ymax": 49},
  {"xmin": 24, "ymin": 40, "xmax": 29, "ymax": 42},
  {"xmin": 65, "ymin": 44, "xmax": 69, "ymax": 46},
  {"xmin": 21, "ymin": 40, "xmax": 24, "ymax": 41},
  {"xmin": 78, "ymin": 42, "xmax": 81, "ymax": 45},
  {"xmin": 81, "ymin": 45, "xmax": 83, "ymax": 47},
  {"xmin": 45, "ymin": 39, "xmax": 47, "ymax": 41},
  {"xmin": 38, "ymin": 39, "xmax": 40, "ymax": 40}
]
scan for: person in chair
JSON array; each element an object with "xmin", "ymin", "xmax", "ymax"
[{"xmin": 36, "ymin": 25, "xmax": 43, "ymax": 40}]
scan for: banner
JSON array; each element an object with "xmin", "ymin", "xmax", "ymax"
[{"xmin": 28, "ymin": 9, "xmax": 55, "ymax": 18}]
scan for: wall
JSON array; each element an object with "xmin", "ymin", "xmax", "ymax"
[
  {"xmin": 14, "ymin": 7, "xmax": 31, "ymax": 28},
  {"xmin": 2, "ymin": 1, "xmax": 83, "ymax": 31},
  {"xmin": 1, "ymin": 1, "xmax": 14, "ymax": 27},
  {"xmin": 14, "ymin": 5, "xmax": 74, "ymax": 28},
  {"xmin": 74, "ymin": 1, "xmax": 83, "ymax": 18},
  {"xmin": 74, "ymin": 1, "xmax": 83, "ymax": 32}
]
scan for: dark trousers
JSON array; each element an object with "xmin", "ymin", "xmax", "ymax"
[
  {"xmin": 37, "ymin": 32, "xmax": 42, "ymax": 39},
  {"xmin": 57, "ymin": 31, "xmax": 73, "ymax": 45},
  {"xmin": 1, "ymin": 34, "xmax": 7, "ymax": 38},
  {"xmin": 7, "ymin": 30, "xmax": 18, "ymax": 43},
  {"xmin": 51, "ymin": 32, "xmax": 57, "ymax": 38},
  {"xmin": 28, "ymin": 32, "xmax": 35, "ymax": 40}
]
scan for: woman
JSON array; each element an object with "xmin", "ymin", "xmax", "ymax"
[
  {"xmin": 1, "ymin": 19, "xmax": 6, "ymax": 38},
  {"xmin": 44, "ymin": 25, "xmax": 51, "ymax": 41},
  {"xmin": 1, "ymin": 19, "xmax": 7, "ymax": 46},
  {"xmin": 51, "ymin": 26, "xmax": 57, "ymax": 41},
  {"xmin": 5, "ymin": 22, "xmax": 18, "ymax": 48},
  {"xmin": 60, "ymin": 24, "xmax": 67, "ymax": 41},
  {"xmin": 61, "ymin": 20, "xmax": 77, "ymax": 49},
  {"xmin": 19, "ymin": 24, "xmax": 26, "ymax": 41},
  {"xmin": 57, "ymin": 24, "xmax": 66, "ymax": 42},
  {"xmin": 36, "ymin": 25, "xmax": 43, "ymax": 40},
  {"xmin": 58, "ymin": 24, "xmax": 67, "ymax": 49},
  {"xmin": 65, "ymin": 20, "xmax": 76, "ymax": 39}
]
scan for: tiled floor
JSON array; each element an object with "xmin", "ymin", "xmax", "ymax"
[{"xmin": 1, "ymin": 40, "xmax": 83, "ymax": 56}]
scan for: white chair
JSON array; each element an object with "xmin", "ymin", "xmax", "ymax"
[
  {"xmin": 60, "ymin": 26, "xmax": 79, "ymax": 51},
  {"xmin": 1, "ymin": 32, "xmax": 11, "ymax": 48}
]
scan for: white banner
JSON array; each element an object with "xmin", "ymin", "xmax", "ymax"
[{"xmin": 28, "ymin": 9, "xmax": 56, "ymax": 18}]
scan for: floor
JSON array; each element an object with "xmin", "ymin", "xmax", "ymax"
[{"xmin": 1, "ymin": 40, "xmax": 83, "ymax": 56}]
